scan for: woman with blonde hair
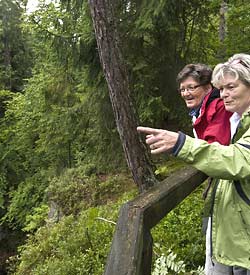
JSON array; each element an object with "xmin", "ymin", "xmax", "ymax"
[{"xmin": 137, "ymin": 53, "xmax": 250, "ymax": 274}]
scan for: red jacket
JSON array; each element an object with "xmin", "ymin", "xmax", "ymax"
[{"xmin": 193, "ymin": 89, "xmax": 232, "ymax": 145}]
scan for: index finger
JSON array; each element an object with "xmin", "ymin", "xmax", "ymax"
[{"xmin": 137, "ymin": 126, "xmax": 162, "ymax": 135}]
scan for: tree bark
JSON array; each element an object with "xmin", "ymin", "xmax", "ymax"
[
  {"xmin": 218, "ymin": 0, "xmax": 228, "ymax": 60},
  {"xmin": 88, "ymin": 0, "xmax": 157, "ymax": 192}
]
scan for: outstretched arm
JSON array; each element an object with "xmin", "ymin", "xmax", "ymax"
[{"xmin": 137, "ymin": 126, "xmax": 250, "ymax": 180}]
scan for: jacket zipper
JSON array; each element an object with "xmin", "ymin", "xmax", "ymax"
[{"xmin": 209, "ymin": 179, "xmax": 219, "ymax": 263}]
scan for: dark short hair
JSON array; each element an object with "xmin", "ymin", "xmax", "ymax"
[{"xmin": 176, "ymin": 63, "xmax": 212, "ymax": 87}]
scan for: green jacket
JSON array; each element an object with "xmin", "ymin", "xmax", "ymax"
[{"xmin": 175, "ymin": 108, "xmax": 250, "ymax": 269}]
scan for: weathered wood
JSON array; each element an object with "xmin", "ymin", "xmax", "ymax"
[
  {"xmin": 104, "ymin": 167, "xmax": 207, "ymax": 275},
  {"xmin": 141, "ymin": 230, "xmax": 153, "ymax": 275},
  {"xmin": 138, "ymin": 166, "xmax": 208, "ymax": 229},
  {"xmin": 104, "ymin": 203, "xmax": 145, "ymax": 275}
]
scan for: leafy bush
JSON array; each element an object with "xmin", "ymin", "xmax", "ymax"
[
  {"xmin": 7, "ymin": 166, "xmax": 206, "ymax": 274},
  {"xmin": 46, "ymin": 166, "xmax": 135, "ymax": 216},
  {"xmin": 22, "ymin": 204, "xmax": 49, "ymax": 232},
  {"xmin": 152, "ymin": 185, "xmax": 206, "ymax": 270},
  {"xmin": 2, "ymin": 172, "xmax": 49, "ymax": 230},
  {"xmin": 9, "ymin": 192, "xmax": 136, "ymax": 275}
]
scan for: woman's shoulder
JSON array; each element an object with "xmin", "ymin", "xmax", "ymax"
[
  {"xmin": 202, "ymin": 88, "xmax": 222, "ymax": 110},
  {"xmin": 241, "ymin": 107, "xmax": 250, "ymax": 126},
  {"xmin": 203, "ymin": 95, "xmax": 226, "ymax": 115}
]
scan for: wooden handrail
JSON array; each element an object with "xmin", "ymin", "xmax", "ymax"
[{"xmin": 104, "ymin": 166, "xmax": 208, "ymax": 275}]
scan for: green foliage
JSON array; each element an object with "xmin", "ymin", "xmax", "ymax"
[
  {"xmin": 0, "ymin": 89, "xmax": 15, "ymax": 117},
  {"xmin": 224, "ymin": 1, "xmax": 250, "ymax": 56},
  {"xmin": 74, "ymin": 83, "xmax": 126, "ymax": 172},
  {"xmin": 23, "ymin": 204, "xmax": 49, "ymax": 233},
  {"xmin": 10, "ymin": 192, "xmax": 136, "ymax": 275},
  {"xmin": 152, "ymin": 250, "xmax": 186, "ymax": 275},
  {"xmin": 122, "ymin": 0, "xmax": 221, "ymax": 127},
  {"xmin": 46, "ymin": 166, "xmax": 136, "ymax": 216},
  {"xmin": 152, "ymin": 247, "xmax": 205, "ymax": 275},
  {"xmin": 1, "ymin": 0, "xmax": 250, "ymax": 273},
  {"xmin": 155, "ymin": 158, "xmax": 187, "ymax": 179},
  {"xmin": 138, "ymin": 96, "xmax": 170, "ymax": 127},
  {"xmin": 152, "ymin": 185, "xmax": 206, "ymax": 270},
  {"xmin": 22, "ymin": 0, "xmax": 125, "ymax": 173},
  {"xmin": 1, "ymin": 172, "xmax": 49, "ymax": 230},
  {"xmin": 9, "ymin": 178, "xmax": 205, "ymax": 274},
  {"xmin": 0, "ymin": 173, "xmax": 7, "ymax": 209},
  {"xmin": 0, "ymin": 0, "xmax": 33, "ymax": 91}
]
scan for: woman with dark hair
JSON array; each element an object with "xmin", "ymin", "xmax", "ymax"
[
  {"xmin": 177, "ymin": 63, "xmax": 232, "ymax": 145},
  {"xmin": 138, "ymin": 53, "xmax": 250, "ymax": 274}
]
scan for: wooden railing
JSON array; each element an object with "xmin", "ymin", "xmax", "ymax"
[{"xmin": 104, "ymin": 166, "xmax": 208, "ymax": 275}]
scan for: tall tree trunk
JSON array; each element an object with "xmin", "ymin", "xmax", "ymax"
[
  {"xmin": 2, "ymin": 13, "xmax": 12, "ymax": 90},
  {"xmin": 218, "ymin": 0, "xmax": 228, "ymax": 60},
  {"xmin": 88, "ymin": 0, "xmax": 157, "ymax": 192}
]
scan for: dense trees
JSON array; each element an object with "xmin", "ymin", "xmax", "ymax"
[
  {"xmin": 0, "ymin": 0, "xmax": 249, "ymax": 273},
  {"xmin": 0, "ymin": 0, "xmax": 33, "ymax": 91}
]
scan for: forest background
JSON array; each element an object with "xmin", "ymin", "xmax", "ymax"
[{"xmin": 0, "ymin": 0, "xmax": 249, "ymax": 274}]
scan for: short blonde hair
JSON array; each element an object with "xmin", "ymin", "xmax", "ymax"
[{"xmin": 212, "ymin": 53, "xmax": 250, "ymax": 88}]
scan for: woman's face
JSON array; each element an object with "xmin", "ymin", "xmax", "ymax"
[
  {"xmin": 179, "ymin": 77, "xmax": 209, "ymax": 109},
  {"xmin": 219, "ymin": 74, "xmax": 250, "ymax": 116}
]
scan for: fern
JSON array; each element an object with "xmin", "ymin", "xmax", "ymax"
[
  {"xmin": 190, "ymin": 265, "xmax": 205, "ymax": 275},
  {"xmin": 152, "ymin": 251, "xmax": 186, "ymax": 275},
  {"xmin": 152, "ymin": 248, "xmax": 205, "ymax": 275}
]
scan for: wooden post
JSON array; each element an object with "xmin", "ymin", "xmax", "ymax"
[{"xmin": 104, "ymin": 167, "xmax": 207, "ymax": 275}]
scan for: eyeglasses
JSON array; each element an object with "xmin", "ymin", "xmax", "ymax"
[{"xmin": 178, "ymin": 84, "xmax": 203, "ymax": 94}]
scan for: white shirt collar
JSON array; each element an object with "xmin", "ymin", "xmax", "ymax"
[{"xmin": 230, "ymin": 112, "xmax": 241, "ymax": 140}]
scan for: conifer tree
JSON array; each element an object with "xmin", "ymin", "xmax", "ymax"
[{"xmin": 89, "ymin": 0, "xmax": 157, "ymax": 192}]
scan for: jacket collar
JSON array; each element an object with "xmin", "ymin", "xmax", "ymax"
[
  {"xmin": 240, "ymin": 106, "xmax": 250, "ymax": 120},
  {"xmin": 188, "ymin": 88, "xmax": 215, "ymax": 118}
]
